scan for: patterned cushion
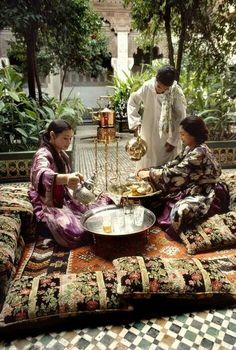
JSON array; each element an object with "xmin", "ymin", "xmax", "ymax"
[
  {"xmin": 220, "ymin": 173, "xmax": 236, "ymax": 211},
  {"xmin": 0, "ymin": 185, "xmax": 36, "ymax": 242},
  {"xmin": 112, "ymin": 255, "xmax": 236, "ymax": 298},
  {"xmin": 0, "ymin": 270, "xmax": 128, "ymax": 325},
  {"xmin": 180, "ymin": 211, "xmax": 236, "ymax": 255},
  {"xmin": 0, "ymin": 214, "xmax": 24, "ymax": 310}
]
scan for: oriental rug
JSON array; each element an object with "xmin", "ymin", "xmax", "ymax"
[{"xmin": 16, "ymin": 227, "xmax": 236, "ymax": 285}]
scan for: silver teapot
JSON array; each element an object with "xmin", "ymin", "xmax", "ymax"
[
  {"xmin": 125, "ymin": 134, "xmax": 147, "ymax": 161},
  {"xmin": 73, "ymin": 172, "xmax": 96, "ymax": 204}
]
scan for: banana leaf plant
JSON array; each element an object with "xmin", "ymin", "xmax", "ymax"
[
  {"xmin": 0, "ymin": 65, "xmax": 85, "ymax": 152},
  {"xmin": 182, "ymin": 68, "xmax": 236, "ymax": 141}
]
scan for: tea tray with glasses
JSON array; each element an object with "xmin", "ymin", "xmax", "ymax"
[
  {"xmin": 108, "ymin": 179, "xmax": 161, "ymax": 199},
  {"xmin": 81, "ymin": 204, "xmax": 156, "ymax": 237}
]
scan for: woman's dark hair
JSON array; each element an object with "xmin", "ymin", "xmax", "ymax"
[
  {"xmin": 180, "ymin": 116, "xmax": 209, "ymax": 143},
  {"xmin": 41, "ymin": 119, "xmax": 72, "ymax": 173},
  {"xmin": 156, "ymin": 65, "xmax": 177, "ymax": 86}
]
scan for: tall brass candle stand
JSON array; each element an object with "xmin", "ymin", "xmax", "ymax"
[
  {"xmin": 104, "ymin": 139, "xmax": 108, "ymax": 191},
  {"xmin": 94, "ymin": 135, "xmax": 120, "ymax": 192},
  {"xmin": 94, "ymin": 138, "xmax": 98, "ymax": 188}
]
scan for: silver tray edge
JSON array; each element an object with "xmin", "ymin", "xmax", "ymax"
[{"xmin": 81, "ymin": 204, "xmax": 156, "ymax": 236}]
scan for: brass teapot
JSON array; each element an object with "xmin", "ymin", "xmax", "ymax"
[
  {"xmin": 73, "ymin": 172, "xmax": 97, "ymax": 204},
  {"xmin": 125, "ymin": 132, "xmax": 147, "ymax": 161}
]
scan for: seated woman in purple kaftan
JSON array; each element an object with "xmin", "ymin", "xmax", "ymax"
[
  {"xmin": 29, "ymin": 120, "xmax": 112, "ymax": 249},
  {"xmin": 138, "ymin": 116, "xmax": 229, "ymax": 240}
]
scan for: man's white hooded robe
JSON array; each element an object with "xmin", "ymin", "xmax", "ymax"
[{"xmin": 127, "ymin": 78, "xmax": 187, "ymax": 170}]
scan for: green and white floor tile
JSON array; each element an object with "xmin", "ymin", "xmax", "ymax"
[{"xmin": 1, "ymin": 308, "xmax": 236, "ymax": 349}]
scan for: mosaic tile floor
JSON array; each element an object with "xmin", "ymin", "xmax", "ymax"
[
  {"xmin": 1, "ymin": 308, "xmax": 236, "ymax": 349},
  {"xmin": 0, "ymin": 129, "xmax": 235, "ymax": 349}
]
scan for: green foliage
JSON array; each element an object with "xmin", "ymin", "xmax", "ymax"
[
  {"xmin": 0, "ymin": 65, "xmax": 85, "ymax": 151},
  {"xmin": 109, "ymin": 60, "xmax": 236, "ymax": 141},
  {"xmin": 185, "ymin": 0, "xmax": 236, "ymax": 78},
  {"xmin": 0, "ymin": 65, "xmax": 51, "ymax": 151},
  {"xmin": 180, "ymin": 65, "xmax": 236, "ymax": 141},
  {"xmin": 0, "ymin": 0, "xmax": 109, "ymax": 100},
  {"xmin": 43, "ymin": 0, "xmax": 110, "ymax": 78},
  {"xmin": 224, "ymin": 64, "xmax": 236, "ymax": 99},
  {"xmin": 123, "ymin": 0, "xmax": 236, "ymax": 78},
  {"xmin": 43, "ymin": 96, "xmax": 85, "ymax": 130},
  {"xmin": 8, "ymin": 37, "xmax": 56, "ymax": 79}
]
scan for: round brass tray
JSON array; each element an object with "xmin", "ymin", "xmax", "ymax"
[
  {"xmin": 120, "ymin": 189, "xmax": 161, "ymax": 199},
  {"xmin": 108, "ymin": 181, "xmax": 161, "ymax": 199},
  {"xmin": 81, "ymin": 204, "xmax": 156, "ymax": 236}
]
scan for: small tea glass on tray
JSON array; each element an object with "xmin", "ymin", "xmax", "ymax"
[
  {"xmin": 102, "ymin": 214, "xmax": 112, "ymax": 233},
  {"xmin": 133, "ymin": 205, "xmax": 145, "ymax": 226},
  {"xmin": 112, "ymin": 212, "xmax": 125, "ymax": 234}
]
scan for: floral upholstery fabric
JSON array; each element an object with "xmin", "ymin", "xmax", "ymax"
[
  {"xmin": 180, "ymin": 211, "xmax": 236, "ymax": 254},
  {"xmin": 220, "ymin": 173, "xmax": 236, "ymax": 211},
  {"xmin": 1, "ymin": 270, "xmax": 123, "ymax": 325},
  {"xmin": 113, "ymin": 256, "xmax": 236, "ymax": 298},
  {"xmin": 0, "ymin": 214, "xmax": 24, "ymax": 311},
  {"xmin": 0, "ymin": 185, "xmax": 36, "ymax": 242}
]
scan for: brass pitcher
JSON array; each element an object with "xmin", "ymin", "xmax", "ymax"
[
  {"xmin": 125, "ymin": 131, "xmax": 147, "ymax": 161},
  {"xmin": 73, "ymin": 172, "xmax": 96, "ymax": 204}
]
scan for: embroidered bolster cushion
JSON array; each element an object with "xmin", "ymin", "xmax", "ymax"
[
  {"xmin": 0, "ymin": 185, "xmax": 36, "ymax": 242},
  {"xmin": 220, "ymin": 173, "xmax": 236, "ymax": 211},
  {"xmin": 0, "ymin": 270, "xmax": 130, "ymax": 326},
  {"xmin": 180, "ymin": 211, "xmax": 236, "ymax": 255},
  {"xmin": 112, "ymin": 255, "xmax": 236, "ymax": 298},
  {"xmin": 0, "ymin": 214, "xmax": 24, "ymax": 311}
]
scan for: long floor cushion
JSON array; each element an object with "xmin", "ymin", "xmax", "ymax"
[
  {"xmin": 1, "ymin": 254, "xmax": 235, "ymax": 334},
  {"xmin": 0, "ymin": 270, "xmax": 131, "ymax": 332},
  {"xmin": 0, "ymin": 213, "xmax": 24, "ymax": 311},
  {"xmin": 113, "ymin": 255, "xmax": 236, "ymax": 299},
  {"xmin": 0, "ymin": 185, "xmax": 36, "ymax": 242}
]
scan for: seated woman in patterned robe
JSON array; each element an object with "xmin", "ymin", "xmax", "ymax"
[
  {"xmin": 138, "ymin": 116, "xmax": 229, "ymax": 240},
  {"xmin": 29, "ymin": 119, "xmax": 112, "ymax": 249}
]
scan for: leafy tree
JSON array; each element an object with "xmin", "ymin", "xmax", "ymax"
[
  {"xmin": 123, "ymin": 0, "xmax": 236, "ymax": 79},
  {"xmin": 186, "ymin": 1, "xmax": 236, "ymax": 81},
  {"xmin": 45, "ymin": 22, "xmax": 109, "ymax": 100},
  {"xmin": 0, "ymin": 0, "xmax": 109, "ymax": 102},
  {"xmin": 0, "ymin": 0, "xmax": 42, "ymax": 101}
]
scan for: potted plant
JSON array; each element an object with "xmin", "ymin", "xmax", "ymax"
[{"xmin": 0, "ymin": 65, "xmax": 85, "ymax": 182}]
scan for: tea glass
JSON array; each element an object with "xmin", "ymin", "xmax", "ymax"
[
  {"xmin": 133, "ymin": 205, "xmax": 145, "ymax": 226},
  {"xmin": 102, "ymin": 214, "xmax": 112, "ymax": 233}
]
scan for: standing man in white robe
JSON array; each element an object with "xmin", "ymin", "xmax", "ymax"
[{"xmin": 127, "ymin": 65, "xmax": 187, "ymax": 170}]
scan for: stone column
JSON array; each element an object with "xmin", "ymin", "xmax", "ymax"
[
  {"xmin": 46, "ymin": 72, "xmax": 61, "ymax": 99},
  {"xmin": 111, "ymin": 31, "xmax": 134, "ymax": 80}
]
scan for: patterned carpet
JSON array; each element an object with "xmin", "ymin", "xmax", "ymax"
[
  {"xmin": 15, "ymin": 228, "xmax": 236, "ymax": 279},
  {"xmin": 0, "ymin": 131, "xmax": 236, "ymax": 349}
]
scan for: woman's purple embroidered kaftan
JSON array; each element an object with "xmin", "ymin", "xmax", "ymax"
[{"xmin": 29, "ymin": 147, "xmax": 112, "ymax": 248}]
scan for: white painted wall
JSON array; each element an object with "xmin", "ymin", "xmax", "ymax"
[{"xmin": 62, "ymin": 86, "xmax": 114, "ymax": 108}]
